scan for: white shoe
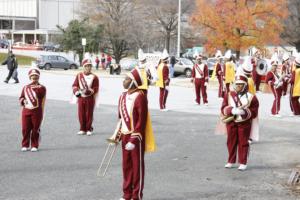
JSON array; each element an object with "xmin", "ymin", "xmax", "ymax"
[
  {"xmin": 224, "ymin": 163, "xmax": 233, "ymax": 168},
  {"xmin": 204, "ymin": 103, "xmax": 208, "ymax": 106},
  {"xmin": 119, "ymin": 198, "xmax": 126, "ymax": 200},
  {"xmin": 248, "ymin": 139, "xmax": 252, "ymax": 145},
  {"xmin": 238, "ymin": 164, "xmax": 247, "ymax": 171},
  {"xmin": 161, "ymin": 108, "xmax": 169, "ymax": 112},
  {"xmin": 86, "ymin": 131, "xmax": 93, "ymax": 136},
  {"xmin": 77, "ymin": 131, "xmax": 86, "ymax": 135},
  {"xmin": 21, "ymin": 147, "xmax": 28, "ymax": 152},
  {"xmin": 31, "ymin": 147, "xmax": 38, "ymax": 152},
  {"xmin": 194, "ymin": 101, "xmax": 199, "ymax": 105},
  {"xmin": 270, "ymin": 114, "xmax": 281, "ymax": 118}
]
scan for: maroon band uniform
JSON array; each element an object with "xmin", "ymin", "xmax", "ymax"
[
  {"xmin": 118, "ymin": 89, "xmax": 148, "ymax": 200},
  {"xmin": 19, "ymin": 77, "xmax": 46, "ymax": 149},
  {"xmin": 221, "ymin": 91, "xmax": 259, "ymax": 165},
  {"xmin": 192, "ymin": 63, "xmax": 209, "ymax": 104},
  {"xmin": 216, "ymin": 62, "xmax": 224, "ymax": 98},
  {"xmin": 157, "ymin": 63, "xmax": 170, "ymax": 109},
  {"xmin": 265, "ymin": 71, "xmax": 282, "ymax": 115},
  {"xmin": 72, "ymin": 72, "xmax": 99, "ymax": 132},
  {"xmin": 281, "ymin": 61, "xmax": 290, "ymax": 96},
  {"xmin": 290, "ymin": 67, "xmax": 300, "ymax": 115},
  {"xmin": 251, "ymin": 59, "xmax": 261, "ymax": 92}
]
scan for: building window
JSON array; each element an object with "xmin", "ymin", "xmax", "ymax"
[
  {"xmin": 15, "ymin": 20, "xmax": 35, "ymax": 30},
  {"xmin": 0, "ymin": 20, "xmax": 12, "ymax": 30}
]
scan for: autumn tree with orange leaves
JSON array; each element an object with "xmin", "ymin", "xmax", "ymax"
[{"xmin": 191, "ymin": 0, "xmax": 288, "ymax": 58}]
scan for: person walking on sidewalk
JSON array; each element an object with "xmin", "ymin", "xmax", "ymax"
[
  {"xmin": 95, "ymin": 56, "xmax": 100, "ymax": 70},
  {"xmin": 2, "ymin": 50, "xmax": 19, "ymax": 83}
]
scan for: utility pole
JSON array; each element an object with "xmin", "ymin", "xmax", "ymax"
[{"xmin": 177, "ymin": 0, "xmax": 181, "ymax": 58}]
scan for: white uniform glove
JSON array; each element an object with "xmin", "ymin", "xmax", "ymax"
[
  {"xmin": 232, "ymin": 108, "xmax": 245, "ymax": 115},
  {"xmin": 165, "ymin": 86, "xmax": 169, "ymax": 91},
  {"xmin": 231, "ymin": 108, "xmax": 239, "ymax": 115},
  {"xmin": 75, "ymin": 91, "xmax": 81, "ymax": 97},
  {"xmin": 125, "ymin": 142, "xmax": 135, "ymax": 151},
  {"xmin": 204, "ymin": 82, "xmax": 208, "ymax": 87},
  {"xmin": 236, "ymin": 108, "xmax": 245, "ymax": 115}
]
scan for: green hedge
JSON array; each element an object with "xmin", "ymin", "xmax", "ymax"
[{"xmin": 0, "ymin": 53, "xmax": 36, "ymax": 66}]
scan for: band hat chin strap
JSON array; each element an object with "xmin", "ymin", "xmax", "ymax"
[{"xmin": 127, "ymin": 73, "xmax": 138, "ymax": 87}]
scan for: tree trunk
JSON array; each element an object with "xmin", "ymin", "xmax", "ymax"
[
  {"xmin": 295, "ymin": 41, "xmax": 300, "ymax": 52},
  {"xmin": 166, "ymin": 31, "xmax": 171, "ymax": 53},
  {"xmin": 236, "ymin": 50, "xmax": 240, "ymax": 60}
]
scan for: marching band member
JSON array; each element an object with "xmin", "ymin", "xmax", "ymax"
[
  {"xmin": 211, "ymin": 50, "xmax": 224, "ymax": 98},
  {"xmin": 72, "ymin": 58, "xmax": 99, "ymax": 135},
  {"xmin": 19, "ymin": 68, "xmax": 46, "ymax": 152},
  {"xmin": 221, "ymin": 74, "xmax": 259, "ymax": 171},
  {"xmin": 118, "ymin": 68, "xmax": 156, "ymax": 200},
  {"xmin": 266, "ymin": 55, "xmax": 283, "ymax": 117},
  {"xmin": 290, "ymin": 55, "xmax": 300, "ymax": 116},
  {"xmin": 239, "ymin": 57, "xmax": 256, "ymax": 95},
  {"xmin": 191, "ymin": 51, "xmax": 209, "ymax": 105},
  {"xmin": 137, "ymin": 49, "xmax": 152, "ymax": 96},
  {"xmin": 156, "ymin": 49, "xmax": 170, "ymax": 111},
  {"xmin": 251, "ymin": 48, "xmax": 262, "ymax": 92},
  {"xmin": 223, "ymin": 50, "xmax": 236, "ymax": 94},
  {"xmin": 281, "ymin": 53, "xmax": 291, "ymax": 96}
]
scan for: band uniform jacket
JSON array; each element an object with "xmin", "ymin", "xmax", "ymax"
[
  {"xmin": 221, "ymin": 91, "xmax": 259, "ymax": 124},
  {"xmin": 72, "ymin": 72, "xmax": 99, "ymax": 97},
  {"xmin": 156, "ymin": 63, "xmax": 169, "ymax": 88},
  {"xmin": 19, "ymin": 83, "xmax": 46, "ymax": 114},
  {"xmin": 192, "ymin": 63, "xmax": 209, "ymax": 82}
]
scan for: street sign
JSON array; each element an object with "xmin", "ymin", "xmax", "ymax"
[{"xmin": 82, "ymin": 38, "xmax": 86, "ymax": 46}]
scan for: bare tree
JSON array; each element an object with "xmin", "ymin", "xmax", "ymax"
[
  {"xmin": 139, "ymin": 0, "xmax": 192, "ymax": 53},
  {"xmin": 80, "ymin": 0, "xmax": 137, "ymax": 64},
  {"xmin": 282, "ymin": 0, "xmax": 300, "ymax": 51}
]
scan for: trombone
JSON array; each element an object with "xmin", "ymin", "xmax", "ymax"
[{"xmin": 97, "ymin": 120, "xmax": 122, "ymax": 177}]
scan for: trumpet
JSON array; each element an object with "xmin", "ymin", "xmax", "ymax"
[{"xmin": 97, "ymin": 120, "xmax": 122, "ymax": 177}]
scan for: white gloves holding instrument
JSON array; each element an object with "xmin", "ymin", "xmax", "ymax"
[
  {"xmin": 125, "ymin": 142, "xmax": 135, "ymax": 151},
  {"xmin": 75, "ymin": 90, "xmax": 82, "ymax": 97},
  {"xmin": 231, "ymin": 107, "xmax": 245, "ymax": 115}
]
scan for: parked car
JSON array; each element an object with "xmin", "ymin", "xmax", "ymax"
[
  {"xmin": 173, "ymin": 57, "xmax": 194, "ymax": 78},
  {"xmin": 36, "ymin": 55, "xmax": 78, "ymax": 70},
  {"xmin": 0, "ymin": 39, "xmax": 9, "ymax": 48},
  {"xmin": 43, "ymin": 42, "xmax": 61, "ymax": 52},
  {"xmin": 12, "ymin": 42, "xmax": 43, "ymax": 50}
]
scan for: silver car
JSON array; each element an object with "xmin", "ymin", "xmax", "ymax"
[
  {"xmin": 37, "ymin": 55, "xmax": 78, "ymax": 70},
  {"xmin": 173, "ymin": 58, "xmax": 194, "ymax": 78}
]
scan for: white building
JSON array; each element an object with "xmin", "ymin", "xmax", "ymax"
[{"xmin": 0, "ymin": 0, "xmax": 80, "ymax": 44}]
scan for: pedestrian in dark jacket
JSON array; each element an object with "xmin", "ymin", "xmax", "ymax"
[{"xmin": 2, "ymin": 51, "xmax": 19, "ymax": 83}]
